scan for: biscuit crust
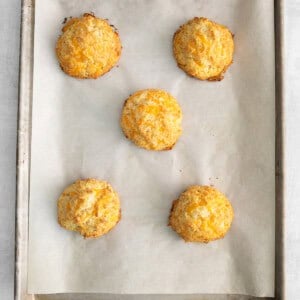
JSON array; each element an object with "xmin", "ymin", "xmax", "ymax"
[
  {"xmin": 57, "ymin": 178, "xmax": 121, "ymax": 238},
  {"xmin": 120, "ymin": 89, "xmax": 182, "ymax": 151},
  {"xmin": 173, "ymin": 17, "xmax": 234, "ymax": 81},
  {"xmin": 169, "ymin": 186, "xmax": 234, "ymax": 242},
  {"xmin": 56, "ymin": 13, "xmax": 121, "ymax": 79}
]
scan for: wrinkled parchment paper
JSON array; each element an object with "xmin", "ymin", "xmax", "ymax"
[{"xmin": 28, "ymin": 0, "xmax": 275, "ymax": 297}]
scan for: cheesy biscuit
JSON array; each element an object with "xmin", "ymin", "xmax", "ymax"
[
  {"xmin": 57, "ymin": 178, "xmax": 121, "ymax": 238},
  {"xmin": 169, "ymin": 186, "xmax": 234, "ymax": 242},
  {"xmin": 173, "ymin": 17, "xmax": 234, "ymax": 81},
  {"xmin": 56, "ymin": 13, "xmax": 121, "ymax": 79},
  {"xmin": 121, "ymin": 89, "xmax": 182, "ymax": 151}
]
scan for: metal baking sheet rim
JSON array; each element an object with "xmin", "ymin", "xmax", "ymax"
[{"xmin": 15, "ymin": 0, "xmax": 285, "ymax": 299}]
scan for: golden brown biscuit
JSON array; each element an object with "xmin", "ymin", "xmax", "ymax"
[
  {"xmin": 121, "ymin": 89, "xmax": 182, "ymax": 151},
  {"xmin": 56, "ymin": 13, "xmax": 121, "ymax": 78},
  {"xmin": 57, "ymin": 178, "xmax": 121, "ymax": 238},
  {"xmin": 173, "ymin": 17, "xmax": 234, "ymax": 81},
  {"xmin": 169, "ymin": 186, "xmax": 234, "ymax": 242}
]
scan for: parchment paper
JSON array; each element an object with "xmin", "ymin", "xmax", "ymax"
[{"xmin": 28, "ymin": 0, "xmax": 275, "ymax": 297}]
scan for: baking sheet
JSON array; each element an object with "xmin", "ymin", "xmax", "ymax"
[{"xmin": 28, "ymin": 0, "xmax": 275, "ymax": 297}]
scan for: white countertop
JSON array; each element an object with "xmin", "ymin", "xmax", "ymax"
[
  {"xmin": 0, "ymin": 0, "xmax": 299, "ymax": 299},
  {"xmin": 284, "ymin": 0, "xmax": 300, "ymax": 298},
  {"xmin": 0, "ymin": 0, "xmax": 20, "ymax": 299}
]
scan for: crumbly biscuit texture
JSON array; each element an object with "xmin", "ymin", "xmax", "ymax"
[
  {"xmin": 169, "ymin": 186, "xmax": 234, "ymax": 242},
  {"xmin": 173, "ymin": 17, "xmax": 234, "ymax": 81},
  {"xmin": 121, "ymin": 89, "xmax": 182, "ymax": 151},
  {"xmin": 57, "ymin": 178, "xmax": 121, "ymax": 238},
  {"xmin": 56, "ymin": 13, "xmax": 121, "ymax": 78}
]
